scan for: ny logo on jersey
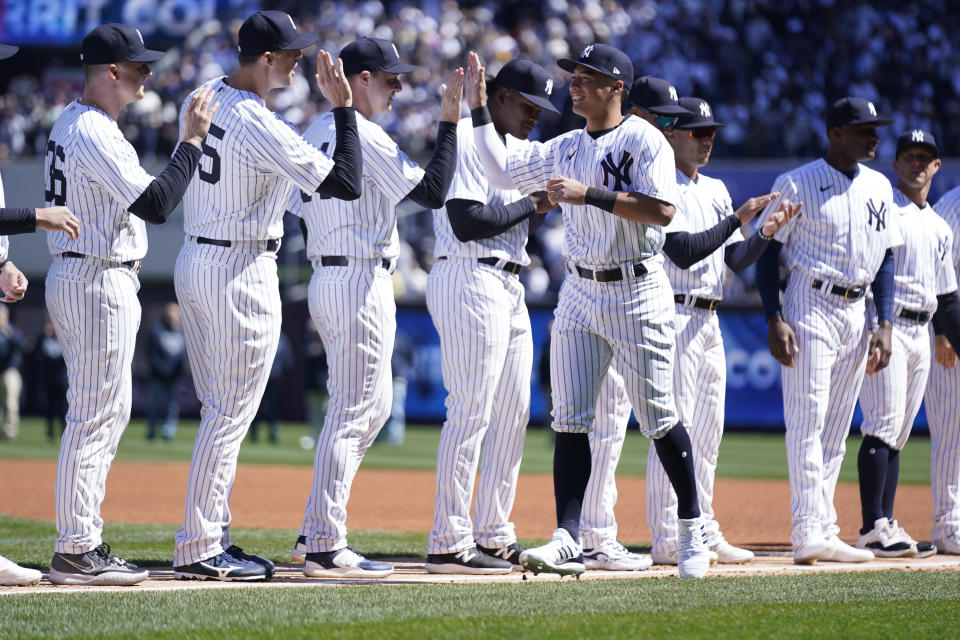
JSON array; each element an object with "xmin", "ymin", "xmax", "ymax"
[
  {"xmin": 545, "ymin": 78, "xmax": 553, "ymax": 96},
  {"xmin": 668, "ymin": 85, "xmax": 678, "ymax": 101},
  {"xmin": 600, "ymin": 151, "xmax": 633, "ymax": 191},
  {"xmin": 866, "ymin": 199, "xmax": 886, "ymax": 231},
  {"xmin": 700, "ymin": 102, "xmax": 711, "ymax": 118},
  {"xmin": 938, "ymin": 235, "xmax": 950, "ymax": 264},
  {"xmin": 581, "ymin": 45, "xmax": 594, "ymax": 58},
  {"xmin": 912, "ymin": 129, "xmax": 925, "ymax": 142}
]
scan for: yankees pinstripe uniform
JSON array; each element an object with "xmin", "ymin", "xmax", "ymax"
[
  {"xmin": 173, "ymin": 76, "xmax": 337, "ymax": 571},
  {"xmin": 927, "ymin": 185, "xmax": 960, "ymax": 552},
  {"xmin": 425, "ymin": 120, "xmax": 532, "ymax": 567},
  {"xmin": 757, "ymin": 155, "xmax": 900, "ymax": 558}
]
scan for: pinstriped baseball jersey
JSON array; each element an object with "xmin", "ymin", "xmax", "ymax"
[
  {"xmin": 933, "ymin": 186, "xmax": 960, "ymax": 282},
  {"xmin": 432, "ymin": 117, "xmax": 530, "ymax": 264},
  {"xmin": 291, "ymin": 110, "xmax": 423, "ymax": 260},
  {"xmin": 0, "ymin": 173, "xmax": 8, "ymax": 260},
  {"xmin": 506, "ymin": 114, "xmax": 679, "ymax": 266},
  {"xmin": 759, "ymin": 159, "xmax": 901, "ymax": 285},
  {"xmin": 664, "ymin": 170, "xmax": 743, "ymax": 298},
  {"xmin": 45, "ymin": 102, "xmax": 152, "ymax": 261},
  {"xmin": 180, "ymin": 77, "xmax": 335, "ymax": 241},
  {"xmin": 889, "ymin": 188, "xmax": 957, "ymax": 311}
]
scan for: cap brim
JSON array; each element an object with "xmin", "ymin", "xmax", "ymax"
[
  {"xmin": 279, "ymin": 32, "xmax": 319, "ymax": 51},
  {"xmin": 380, "ymin": 61, "xmax": 419, "ymax": 73},
  {"xmin": 897, "ymin": 141, "xmax": 939, "ymax": 157},
  {"xmin": 830, "ymin": 117, "xmax": 894, "ymax": 128},
  {"xmin": 0, "ymin": 44, "xmax": 19, "ymax": 60},
  {"xmin": 517, "ymin": 91, "xmax": 560, "ymax": 114},
  {"xmin": 676, "ymin": 120, "xmax": 726, "ymax": 129},
  {"xmin": 557, "ymin": 58, "xmax": 623, "ymax": 82},
  {"xmin": 640, "ymin": 103, "xmax": 691, "ymax": 116},
  {"xmin": 128, "ymin": 48, "xmax": 166, "ymax": 63}
]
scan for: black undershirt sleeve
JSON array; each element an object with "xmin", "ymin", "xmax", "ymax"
[
  {"xmin": 662, "ymin": 215, "xmax": 742, "ymax": 269},
  {"xmin": 933, "ymin": 290, "xmax": 960, "ymax": 357},
  {"xmin": 724, "ymin": 232, "xmax": 770, "ymax": 273},
  {"xmin": 0, "ymin": 207, "xmax": 36, "ymax": 235},
  {"xmin": 756, "ymin": 240, "xmax": 784, "ymax": 319},
  {"xmin": 315, "ymin": 107, "xmax": 362, "ymax": 201},
  {"xmin": 404, "ymin": 121, "xmax": 458, "ymax": 209},
  {"xmin": 445, "ymin": 197, "xmax": 535, "ymax": 242},
  {"xmin": 127, "ymin": 143, "xmax": 202, "ymax": 224}
]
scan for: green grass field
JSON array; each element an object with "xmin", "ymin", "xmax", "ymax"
[
  {"xmin": 0, "ymin": 417, "xmax": 935, "ymax": 484},
  {"xmin": 0, "ymin": 419, "xmax": 946, "ymax": 638}
]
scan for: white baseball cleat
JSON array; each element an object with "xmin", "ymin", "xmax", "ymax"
[
  {"xmin": 651, "ymin": 547, "xmax": 718, "ymax": 566},
  {"xmin": 709, "ymin": 540, "xmax": 754, "ymax": 564},
  {"xmin": 886, "ymin": 520, "xmax": 936, "ymax": 558},
  {"xmin": 0, "ymin": 555, "xmax": 42, "ymax": 586},
  {"xmin": 855, "ymin": 518, "xmax": 915, "ymax": 558},
  {"xmin": 582, "ymin": 540, "xmax": 652, "ymax": 571},
  {"xmin": 290, "ymin": 535, "xmax": 307, "ymax": 563},
  {"xmin": 826, "ymin": 536, "xmax": 874, "ymax": 563},
  {"xmin": 677, "ymin": 518, "xmax": 711, "ymax": 578},
  {"xmin": 793, "ymin": 537, "xmax": 835, "ymax": 565},
  {"xmin": 519, "ymin": 528, "xmax": 585, "ymax": 577},
  {"xmin": 933, "ymin": 534, "xmax": 960, "ymax": 556},
  {"xmin": 303, "ymin": 547, "xmax": 393, "ymax": 578}
]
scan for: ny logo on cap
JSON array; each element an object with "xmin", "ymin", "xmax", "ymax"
[
  {"xmin": 286, "ymin": 15, "xmax": 296, "ymax": 31},
  {"xmin": 912, "ymin": 129, "xmax": 925, "ymax": 142},
  {"xmin": 581, "ymin": 45, "xmax": 594, "ymax": 58},
  {"xmin": 391, "ymin": 43, "xmax": 400, "ymax": 60},
  {"xmin": 868, "ymin": 102, "xmax": 877, "ymax": 116},
  {"xmin": 545, "ymin": 78, "xmax": 553, "ymax": 96},
  {"xmin": 612, "ymin": 66, "xmax": 620, "ymax": 75},
  {"xmin": 700, "ymin": 102, "xmax": 711, "ymax": 117},
  {"xmin": 135, "ymin": 28, "xmax": 145, "ymax": 45},
  {"xmin": 668, "ymin": 86, "xmax": 678, "ymax": 101}
]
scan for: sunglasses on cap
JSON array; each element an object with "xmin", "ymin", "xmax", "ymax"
[
  {"xmin": 655, "ymin": 114, "xmax": 678, "ymax": 129},
  {"xmin": 687, "ymin": 127, "xmax": 717, "ymax": 139}
]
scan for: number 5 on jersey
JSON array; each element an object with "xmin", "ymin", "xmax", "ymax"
[{"xmin": 199, "ymin": 123, "xmax": 226, "ymax": 184}]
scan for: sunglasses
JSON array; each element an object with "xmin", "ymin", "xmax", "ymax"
[
  {"xmin": 655, "ymin": 114, "xmax": 679, "ymax": 129},
  {"xmin": 687, "ymin": 127, "xmax": 717, "ymax": 140}
]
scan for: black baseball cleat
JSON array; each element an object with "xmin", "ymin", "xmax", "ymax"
[
  {"xmin": 477, "ymin": 542, "xmax": 526, "ymax": 568},
  {"xmin": 425, "ymin": 547, "xmax": 512, "ymax": 575},
  {"xmin": 225, "ymin": 545, "xmax": 275, "ymax": 572},
  {"xmin": 174, "ymin": 551, "xmax": 272, "ymax": 581},
  {"xmin": 49, "ymin": 544, "xmax": 149, "ymax": 586}
]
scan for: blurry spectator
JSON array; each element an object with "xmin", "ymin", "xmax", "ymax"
[
  {"xmin": 146, "ymin": 302, "xmax": 186, "ymax": 442},
  {"xmin": 376, "ymin": 328, "xmax": 414, "ymax": 446},
  {"xmin": 31, "ymin": 320, "xmax": 67, "ymax": 442},
  {"xmin": 0, "ymin": 305, "xmax": 23, "ymax": 440},
  {"xmin": 301, "ymin": 321, "xmax": 329, "ymax": 450},
  {"xmin": 250, "ymin": 331, "xmax": 293, "ymax": 444}
]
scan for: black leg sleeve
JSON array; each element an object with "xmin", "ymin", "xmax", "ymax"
[
  {"xmin": 554, "ymin": 432, "xmax": 591, "ymax": 539},
  {"xmin": 858, "ymin": 435, "xmax": 889, "ymax": 532},
  {"xmin": 653, "ymin": 423, "xmax": 700, "ymax": 520}
]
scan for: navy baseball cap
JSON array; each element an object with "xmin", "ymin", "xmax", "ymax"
[
  {"xmin": 238, "ymin": 11, "xmax": 317, "ymax": 56},
  {"xmin": 340, "ymin": 38, "xmax": 418, "ymax": 75},
  {"xmin": 558, "ymin": 43, "xmax": 632, "ymax": 86},
  {"xmin": 826, "ymin": 97, "xmax": 892, "ymax": 129},
  {"xmin": 629, "ymin": 76, "xmax": 689, "ymax": 115},
  {"xmin": 895, "ymin": 129, "xmax": 939, "ymax": 158},
  {"xmin": 0, "ymin": 44, "xmax": 18, "ymax": 60},
  {"xmin": 494, "ymin": 59, "xmax": 560, "ymax": 114},
  {"xmin": 675, "ymin": 97, "xmax": 725, "ymax": 129},
  {"xmin": 80, "ymin": 24, "xmax": 164, "ymax": 65}
]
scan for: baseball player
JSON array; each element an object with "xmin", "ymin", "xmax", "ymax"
[
  {"xmin": 290, "ymin": 38, "xmax": 461, "ymax": 578},
  {"xmin": 647, "ymin": 96, "xmax": 799, "ymax": 565},
  {"xmin": 928, "ymin": 183, "xmax": 960, "ymax": 555},
  {"xmin": 468, "ymin": 45, "xmax": 712, "ymax": 579},
  {"xmin": 855, "ymin": 130, "xmax": 960, "ymax": 557},
  {"xmin": 0, "ymin": 41, "xmax": 79, "ymax": 587},
  {"xmin": 423, "ymin": 59, "xmax": 557, "ymax": 574},
  {"xmin": 43, "ymin": 23, "xmax": 216, "ymax": 586},
  {"xmin": 756, "ymin": 97, "xmax": 900, "ymax": 565},
  {"xmin": 173, "ymin": 11, "xmax": 361, "ymax": 582}
]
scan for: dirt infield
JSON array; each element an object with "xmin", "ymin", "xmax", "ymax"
[{"xmin": 0, "ymin": 459, "xmax": 937, "ymax": 546}]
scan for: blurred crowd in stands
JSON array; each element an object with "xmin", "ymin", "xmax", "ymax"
[{"xmin": 0, "ymin": 0, "xmax": 956, "ymax": 303}]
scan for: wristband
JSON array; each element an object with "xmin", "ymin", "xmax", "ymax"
[
  {"xmin": 759, "ymin": 227, "xmax": 775, "ymax": 241},
  {"xmin": 0, "ymin": 260, "xmax": 8, "ymax": 273},
  {"xmin": 470, "ymin": 105, "xmax": 492, "ymax": 127},
  {"xmin": 584, "ymin": 187, "xmax": 617, "ymax": 213}
]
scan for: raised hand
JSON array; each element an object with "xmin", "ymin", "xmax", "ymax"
[
  {"xmin": 35, "ymin": 206, "xmax": 80, "ymax": 240},
  {"xmin": 761, "ymin": 199, "xmax": 802, "ymax": 238},
  {"xmin": 734, "ymin": 192, "xmax": 778, "ymax": 225},
  {"xmin": 464, "ymin": 51, "xmax": 487, "ymax": 110},
  {"xmin": 315, "ymin": 50, "xmax": 352, "ymax": 108},
  {"xmin": 439, "ymin": 67, "xmax": 464, "ymax": 123},
  {"xmin": 182, "ymin": 87, "xmax": 220, "ymax": 148}
]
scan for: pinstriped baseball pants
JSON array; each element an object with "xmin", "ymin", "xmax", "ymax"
[
  {"xmin": 173, "ymin": 242, "xmax": 281, "ymax": 565},
  {"xmin": 46, "ymin": 258, "xmax": 141, "ymax": 554},
  {"xmin": 926, "ymin": 328, "xmax": 960, "ymax": 542},
  {"xmin": 647, "ymin": 307, "xmax": 726, "ymax": 554},
  {"xmin": 425, "ymin": 258, "xmax": 530, "ymax": 554},
  {"xmin": 781, "ymin": 275, "xmax": 868, "ymax": 548},
  {"xmin": 300, "ymin": 260, "xmax": 395, "ymax": 553}
]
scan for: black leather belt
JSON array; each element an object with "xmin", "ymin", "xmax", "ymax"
[
  {"xmin": 60, "ymin": 251, "xmax": 139, "ymax": 270},
  {"xmin": 674, "ymin": 294, "xmax": 720, "ymax": 312},
  {"xmin": 812, "ymin": 279, "xmax": 865, "ymax": 301},
  {"xmin": 436, "ymin": 256, "xmax": 523, "ymax": 275},
  {"xmin": 899, "ymin": 308, "xmax": 930, "ymax": 324},
  {"xmin": 575, "ymin": 261, "xmax": 648, "ymax": 283},
  {"xmin": 321, "ymin": 255, "xmax": 392, "ymax": 270},
  {"xmin": 196, "ymin": 236, "xmax": 279, "ymax": 251}
]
